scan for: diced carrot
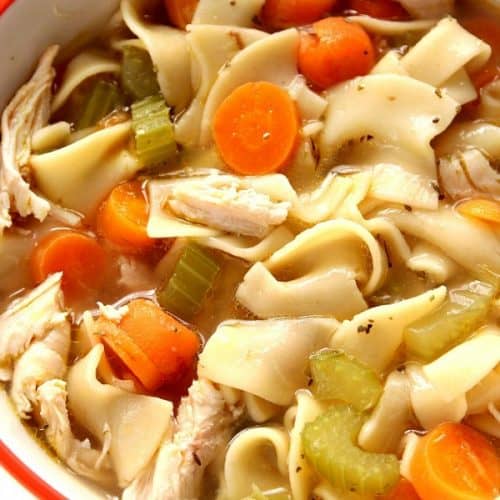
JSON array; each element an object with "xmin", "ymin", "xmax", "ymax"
[
  {"xmin": 383, "ymin": 478, "xmax": 421, "ymax": 500},
  {"xmin": 97, "ymin": 181, "xmax": 156, "ymax": 254},
  {"xmin": 298, "ymin": 17, "xmax": 376, "ymax": 89},
  {"xmin": 462, "ymin": 18, "xmax": 500, "ymax": 90},
  {"xmin": 164, "ymin": 0, "xmax": 198, "ymax": 29},
  {"xmin": 457, "ymin": 199, "xmax": 500, "ymax": 225},
  {"xmin": 409, "ymin": 422, "xmax": 500, "ymax": 500},
  {"xmin": 347, "ymin": 0, "xmax": 409, "ymax": 20},
  {"xmin": 99, "ymin": 299, "xmax": 200, "ymax": 392},
  {"xmin": 30, "ymin": 230, "xmax": 107, "ymax": 299},
  {"xmin": 213, "ymin": 81, "xmax": 300, "ymax": 175},
  {"xmin": 260, "ymin": 0, "xmax": 338, "ymax": 29}
]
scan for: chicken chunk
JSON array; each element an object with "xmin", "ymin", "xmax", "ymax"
[
  {"xmin": 168, "ymin": 178, "xmax": 290, "ymax": 238},
  {"xmin": 37, "ymin": 379, "xmax": 114, "ymax": 485},
  {"xmin": 439, "ymin": 149, "xmax": 500, "ymax": 201},
  {"xmin": 0, "ymin": 273, "xmax": 66, "ymax": 380},
  {"xmin": 397, "ymin": 0, "xmax": 454, "ymax": 18},
  {"xmin": 0, "ymin": 45, "xmax": 58, "ymax": 230},
  {"xmin": 122, "ymin": 379, "xmax": 242, "ymax": 500},
  {"xmin": 10, "ymin": 322, "xmax": 70, "ymax": 418}
]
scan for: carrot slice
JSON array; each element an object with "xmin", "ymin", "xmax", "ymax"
[
  {"xmin": 97, "ymin": 181, "xmax": 155, "ymax": 254},
  {"xmin": 213, "ymin": 81, "xmax": 300, "ymax": 175},
  {"xmin": 298, "ymin": 17, "xmax": 376, "ymax": 89},
  {"xmin": 347, "ymin": 0, "xmax": 409, "ymax": 20},
  {"xmin": 30, "ymin": 230, "xmax": 107, "ymax": 299},
  {"xmin": 260, "ymin": 0, "xmax": 338, "ymax": 29},
  {"xmin": 99, "ymin": 299, "xmax": 200, "ymax": 392},
  {"xmin": 164, "ymin": 0, "xmax": 198, "ymax": 29},
  {"xmin": 409, "ymin": 422, "xmax": 500, "ymax": 500},
  {"xmin": 457, "ymin": 199, "xmax": 500, "ymax": 225},
  {"xmin": 383, "ymin": 478, "xmax": 421, "ymax": 500},
  {"xmin": 99, "ymin": 318, "xmax": 165, "ymax": 391}
]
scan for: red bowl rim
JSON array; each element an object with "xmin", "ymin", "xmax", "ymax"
[{"xmin": 0, "ymin": 440, "xmax": 65, "ymax": 499}]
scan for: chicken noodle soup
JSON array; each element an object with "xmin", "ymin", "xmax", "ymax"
[{"xmin": 0, "ymin": 0, "xmax": 499, "ymax": 499}]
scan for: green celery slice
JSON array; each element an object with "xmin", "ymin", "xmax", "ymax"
[
  {"xmin": 157, "ymin": 243, "xmax": 220, "ymax": 320},
  {"xmin": 302, "ymin": 404, "xmax": 400, "ymax": 496},
  {"xmin": 310, "ymin": 350, "xmax": 383, "ymax": 411},
  {"xmin": 131, "ymin": 95, "xmax": 177, "ymax": 167},
  {"xmin": 76, "ymin": 79, "xmax": 123, "ymax": 130},
  {"xmin": 121, "ymin": 46, "xmax": 160, "ymax": 101},
  {"xmin": 404, "ymin": 279, "xmax": 496, "ymax": 361}
]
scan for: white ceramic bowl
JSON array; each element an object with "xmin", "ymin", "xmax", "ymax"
[{"xmin": 0, "ymin": 3, "xmax": 119, "ymax": 498}]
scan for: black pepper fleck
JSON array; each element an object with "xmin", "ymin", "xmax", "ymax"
[
  {"xmin": 404, "ymin": 204, "xmax": 412, "ymax": 212},
  {"xmin": 432, "ymin": 117, "xmax": 440, "ymax": 124},
  {"xmin": 193, "ymin": 452, "xmax": 201, "ymax": 466},
  {"xmin": 296, "ymin": 466, "xmax": 302, "ymax": 473}
]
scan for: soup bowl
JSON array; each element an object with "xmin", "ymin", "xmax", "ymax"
[{"xmin": 0, "ymin": 3, "xmax": 119, "ymax": 498}]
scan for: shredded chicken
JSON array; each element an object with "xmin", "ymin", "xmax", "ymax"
[
  {"xmin": 438, "ymin": 149, "xmax": 500, "ymax": 200},
  {"xmin": 37, "ymin": 379, "xmax": 114, "ymax": 484},
  {"xmin": 10, "ymin": 322, "xmax": 70, "ymax": 418},
  {"xmin": 168, "ymin": 178, "xmax": 290, "ymax": 238},
  {"xmin": 0, "ymin": 45, "xmax": 59, "ymax": 230},
  {"xmin": 0, "ymin": 273, "xmax": 66, "ymax": 380},
  {"xmin": 122, "ymin": 379, "xmax": 242, "ymax": 500},
  {"xmin": 397, "ymin": 0, "xmax": 454, "ymax": 18}
]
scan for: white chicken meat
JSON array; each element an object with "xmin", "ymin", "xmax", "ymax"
[
  {"xmin": 0, "ymin": 45, "xmax": 58, "ymax": 230},
  {"xmin": 122, "ymin": 379, "xmax": 242, "ymax": 500},
  {"xmin": 37, "ymin": 379, "xmax": 114, "ymax": 484},
  {"xmin": 168, "ymin": 178, "xmax": 290, "ymax": 238},
  {"xmin": 0, "ymin": 273, "xmax": 66, "ymax": 380},
  {"xmin": 10, "ymin": 322, "xmax": 70, "ymax": 418}
]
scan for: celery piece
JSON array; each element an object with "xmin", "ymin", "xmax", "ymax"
[
  {"xmin": 121, "ymin": 46, "xmax": 160, "ymax": 101},
  {"xmin": 157, "ymin": 243, "xmax": 220, "ymax": 320},
  {"xmin": 302, "ymin": 404, "xmax": 400, "ymax": 495},
  {"xmin": 310, "ymin": 350, "xmax": 383, "ymax": 411},
  {"xmin": 404, "ymin": 280, "xmax": 495, "ymax": 361},
  {"xmin": 76, "ymin": 79, "xmax": 123, "ymax": 130},
  {"xmin": 131, "ymin": 95, "xmax": 176, "ymax": 167}
]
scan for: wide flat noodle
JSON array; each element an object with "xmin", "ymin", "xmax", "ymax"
[
  {"xmin": 347, "ymin": 15, "xmax": 436, "ymax": 34},
  {"xmin": 31, "ymin": 122, "xmax": 140, "ymax": 215},
  {"xmin": 223, "ymin": 426, "xmax": 290, "ymax": 499},
  {"xmin": 319, "ymin": 74, "xmax": 458, "ymax": 177},
  {"xmin": 358, "ymin": 371, "xmax": 412, "ymax": 454},
  {"xmin": 175, "ymin": 24, "xmax": 267, "ymax": 146},
  {"xmin": 192, "ymin": 0, "xmax": 265, "ymax": 27},
  {"xmin": 67, "ymin": 345, "xmax": 174, "ymax": 487},
  {"xmin": 398, "ymin": 17, "xmax": 489, "ymax": 103},
  {"xmin": 121, "ymin": 0, "xmax": 191, "ymax": 110},
  {"xmin": 379, "ymin": 206, "xmax": 500, "ymax": 275},
  {"xmin": 287, "ymin": 391, "xmax": 326, "ymax": 500},
  {"xmin": 330, "ymin": 287, "xmax": 447, "ymax": 373},
  {"xmin": 198, "ymin": 317, "xmax": 337, "ymax": 405},
  {"xmin": 51, "ymin": 50, "xmax": 120, "ymax": 113}
]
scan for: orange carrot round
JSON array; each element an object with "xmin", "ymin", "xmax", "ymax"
[
  {"xmin": 298, "ymin": 17, "xmax": 376, "ymax": 89},
  {"xmin": 409, "ymin": 422, "xmax": 500, "ymax": 500},
  {"xmin": 383, "ymin": 477, "xmax": 421, "ymax": 500},
  {"xmin": 164, "ymin": 0, "xmax": 198, "ymax": 29},
  {"xmin": 213, "ymin": 81, "xmax": 300, "ymax": 175},
  {"xmin": 30, "ymin": 230, "xmax": 107, "ymax": 299},
  {"xmin": 99, "ymin": 299, "xmax": 200, "ymax": 392},
  {"xmin": 457, "ymin": 199, "xmax": 500, "ymax": 225},
  {"xmin": 97, "ymin": 181, "xmax": 155, "ymax": 254},
  {"xmin": 347, "ymin": 0, "xmax": 409, "ymax": 20},
  {"xmin": 260, "ymin": 0, "xmax": 338, "ymax": 29}
]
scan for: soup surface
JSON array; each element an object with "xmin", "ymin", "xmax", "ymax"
[{"xmin": 0, "ymin": 1, "xmax": 499, "ymax": 499}]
